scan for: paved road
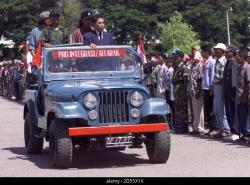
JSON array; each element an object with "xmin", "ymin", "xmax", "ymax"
[{"xmin": 1, "ymin": 96, "xmax": 250, "ymax": 177}]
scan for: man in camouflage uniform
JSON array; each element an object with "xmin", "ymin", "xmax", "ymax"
[
  {"xmin": 151, "ymin": 60, "xmax": 160, "ymax": 97},
  {"xmin": 40, "ymin": 10, "xmax": 69, "ymax": 47},
  {"xmin": 172, "ymin": 49, "xmax": 190, "ymax": 133}
]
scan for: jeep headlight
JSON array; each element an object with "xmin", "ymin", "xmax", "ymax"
[
  {"xmin": 130, "ymin": 91, "xmax": 144, "ymax": 108},
  {"xmin": 83, "ymin": 93, "xmax": 97, "ymax": 109}
]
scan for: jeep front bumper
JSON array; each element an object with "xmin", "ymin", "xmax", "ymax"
[{"xmin": 68, "ymin": 123, "xmax": 168, "ymax": 136}]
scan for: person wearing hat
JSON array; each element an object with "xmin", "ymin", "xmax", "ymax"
[
  {"xmin": 40, "ymin": 10, "xmax": 69, "ymax": 47},
  {"xmin": 188, "ymin": 49, "xmax": 205, "ymax": 135},
  {"xmin": 29, "ymin": 11, "xmax": 50, "ymax": 57},
  {"xmin": 212, "ymin": 43, "xmax": 231, "ymax": 138},
  {"xmin": 172, "ymin": 48, "xmax": 190, "ymax": 133},
  {"xmin": 71, "ymin": 11, "xmax": 96, "ymax": 44},
  {"xmin": 223, "ymin": 45, "xmax": 239, "ymax": 140}
]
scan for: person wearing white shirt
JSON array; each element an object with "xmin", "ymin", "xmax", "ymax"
[
  {"xmin": 201, "ymin": 45, "xmax": 216, "ymax": 134},
  {"xmin": 157, "ymin": 54, "xmax": 168, "ymax": 98}
]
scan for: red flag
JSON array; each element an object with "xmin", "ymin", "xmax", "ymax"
[
  {"xmin": 32, "ymin": 40, "xmax": 42, "ymax": 68},
  {"xmin": 137, "ymin": 33, "xmax": 147, "ymax": 64}
]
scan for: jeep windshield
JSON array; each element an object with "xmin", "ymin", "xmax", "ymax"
[{"xmin": 46, "ymin": 48, "xmax": 136, "ymax": 73}]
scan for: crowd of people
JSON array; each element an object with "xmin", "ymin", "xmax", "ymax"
[
  {"xmin": 1, "ymin": 9, "xmax": 250, "ymax": 143},
  {"xmin": 0, "ymin": 57, "xmax": 26, "ymax": 101},
  {"xmin": 143, "ymin": 44, "xmax": 250, "ymax": 142}
]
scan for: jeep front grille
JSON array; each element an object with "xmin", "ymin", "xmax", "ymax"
[{"xmin": 98, "ymin": 90, "xmax": 130, "ymax": 124}]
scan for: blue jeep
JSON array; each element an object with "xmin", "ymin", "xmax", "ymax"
[{"xmin": 23, "ymin": 45, "xmax": 171, "ymax": 169}]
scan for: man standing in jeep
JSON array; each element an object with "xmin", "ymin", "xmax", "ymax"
[
  {"xmin": 83, "ymin": 15, "xmax": 113, "ymax": 48},
  {"xmin": 40, "ymin": 10, "xmax": 69, "ymax": 47}
]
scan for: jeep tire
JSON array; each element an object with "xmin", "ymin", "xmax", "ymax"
[
  {"xmin": 49, "ymin": 119, "xmax": 73, "ymax": 169},
  {"xmin": 24, "ymin": 112, "xmax": 44, "ymax": 154},
  {"xmin": 145, "ymin": 131, "xmax": 171, "ymax": 163}
]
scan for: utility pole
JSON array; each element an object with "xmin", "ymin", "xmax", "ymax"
[{"xmin": 226, "ymin": 9, "xmax": 231, "ymax": 45}]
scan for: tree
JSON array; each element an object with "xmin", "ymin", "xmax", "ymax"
[
  {"xmin": 159, "ymin": 12, "xmax": 200, "ymax": 55},
  {"xmin": 178, "ymin": 0, "xmax": 250, "ymax": 47},
  {"xmin": 57, "ymin": 0, "xmax": 82, "ymax": 33},
  {"xmin": 0, "ymin": 0, "xmax": 57, "ymax": 45}
]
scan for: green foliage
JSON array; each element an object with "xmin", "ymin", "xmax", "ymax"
[
  {"xmin": 0, "ymin": 0, "xmax": 57, "ymax": 45},
  {"xmin": 58, "ymin": 0, "xmax": 82, "ymax": 33},
  {"xmin": 159, "ymin": 12, "xmax": 200, "ymax": 55},
  {"xmin": 179, "ymin": 0, "xmax": 250, "ymax": 47}
]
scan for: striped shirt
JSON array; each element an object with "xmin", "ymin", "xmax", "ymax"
[{"xmin": 213, "ymin": 56, "xmax": 227, "ymax": 84}]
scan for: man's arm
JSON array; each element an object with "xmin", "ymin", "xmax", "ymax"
[
  {"xmin": 83, "ymin": 33, "xmax": 96, "ymax": 49},
  {"xmin": 83, "ymin": 33, "xmax": 91, "ymax": 46}
]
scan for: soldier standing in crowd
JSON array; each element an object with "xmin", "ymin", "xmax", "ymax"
[
  {"xmin": 172, "ymin": 48, "xmax": 190, "ymax": 133},
  {"xmin": 183, "ymin": 53, "xmax": 194, "ymax": 126},
  {"xmin": 151, "ymin": 58, "xmax": 160, "ymax": 97},
  {"xmin": 224, "ymin": 45, "xmax": 239, "ymax": 140},
  {"xmin": 212, "ymin": 43, "xmax": 231, "ymax": 138},
  {"xmin": 235, "ymin": 49, "xmax": 250, "ymax": 141},
  {"xmin": 41, "ymin": 10, "xmax": 69, "ymax": 47}
]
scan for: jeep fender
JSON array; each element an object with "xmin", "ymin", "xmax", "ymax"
[
  {"xmin": 24, "ymin": 100, "xmax": 38, "ymax": 127},
  {"xmin": 48, "ymin": 102, "xmax": 88, "ymax": 120},
  {"xmin": 141, "ymin": 98, "xmax": 170, "ymax": 117}
]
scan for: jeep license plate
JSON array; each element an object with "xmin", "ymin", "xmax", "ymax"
[{"xmin": 106, "ymin": 136, "xmax": 133, "ymax": 147}]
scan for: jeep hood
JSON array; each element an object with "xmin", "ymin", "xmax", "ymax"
[{"xmin": 46, "ymin": 80, "xmax": 149, "ymax": 99}]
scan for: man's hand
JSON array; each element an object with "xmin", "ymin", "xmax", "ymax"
[{"xmin": 90, "ymin": 43, "xmax": 97, "ymax": 49}]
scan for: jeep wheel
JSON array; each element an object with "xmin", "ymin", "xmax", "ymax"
[
  {"xmin": 145, "ymin": 131, "xmax": 171, "ymax": 163},
  {"xmin": 49, "ymin": 119, "xmax": 73, "ymax": 169},
  {"xmin": 24, "ymin": 112, "xmax": 43, "ymax": 154}
]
